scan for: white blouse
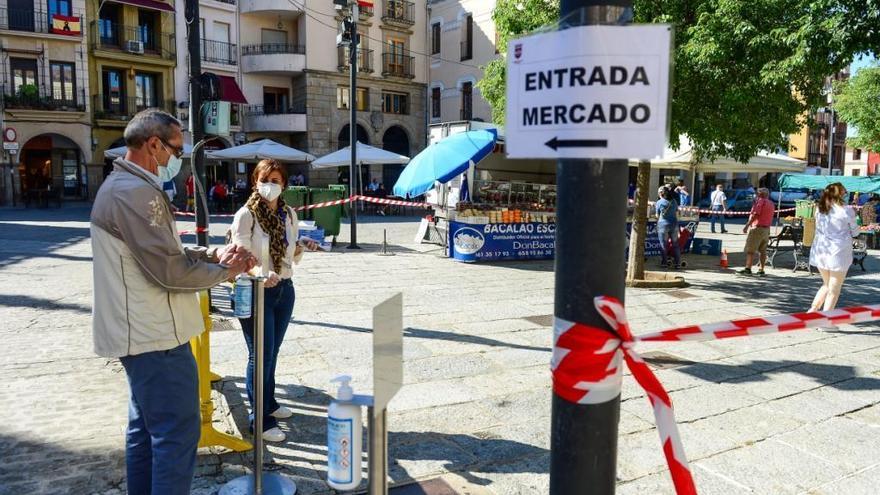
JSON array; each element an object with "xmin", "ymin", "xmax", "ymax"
[
  {"xmin": 231, "ymin": 206, "xmax": 303, "ymax": 279},
  {"xmin": 809, "ymin": 204, "xmax": 859, "ymax": 272}
]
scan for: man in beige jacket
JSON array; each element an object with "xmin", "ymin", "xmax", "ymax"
[{"xmin": 91, "ymin": 109, "xmax": 254, "ymax": 495}]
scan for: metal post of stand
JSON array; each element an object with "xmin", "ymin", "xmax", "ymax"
[
  {"xmin": 220, "ymin": 277, "xmax": 296, "ymax": 495},
  {"xmin": 367, "ymin": 406, "xmax": 388, "ymax": 494}
]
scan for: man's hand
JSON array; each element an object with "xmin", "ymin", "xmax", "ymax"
[
  {"xmin": 219, "ymin": 245, "xmax": 257, "ymax": 273},
  {"xmin": 742, "ymin": 225, "xmax": 749, "ymax": 234},
  {"xmin": 302, "ymin": 240, "xmax": 319, "ymax": 251}
]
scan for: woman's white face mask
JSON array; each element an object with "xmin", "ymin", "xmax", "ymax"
[{"xmin": 257, "ymin": 182, "xmax": 282, "ymax": 202}]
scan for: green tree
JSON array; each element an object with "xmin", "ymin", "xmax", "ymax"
[
  {"xmin": 833, "ymin": 66, "xmax": 880, "ymax": 153},
  {"xmin": 479, "ymin": 0, "xmax": 878, "ymax": 280}
]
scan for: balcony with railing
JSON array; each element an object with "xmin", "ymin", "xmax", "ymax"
[
  {"xmin": 382, "ymin": 52, "xmax": 415, "ymax": 78},
  {"xmin": 90, "ymin": 22, "xmax": 176, "ymax": 61},
  {"xmin": 0, "ymin": 8, "xmax": 84, "ymax": 38},
  {"xmin": 93, "ymin": 95, "xmax": 175, "ymax": 122},
  {"xmin": 202, "ymin": 39, "xmax": 238, "ymax": 65},
  {"xmin": 338, "ymin": 46, "xmax": 374, "ymax": 73},
  {"xmin": 382, "ymin": 0, "xmax": 414, "ymax": 26},
  {"xmin": 243, "ymin": 103, "xmax": 307, "ymax": 133},
  {"xmin": 2, "ymin": 85, "xmax": 85, "ymax": 112},
  {"xmin": 241, "ymin": 44, "xmax": 305, "ymax": 74},
  {"xmin": 240, "ymin": 0, "xmax": 303, "ymax": 15}
]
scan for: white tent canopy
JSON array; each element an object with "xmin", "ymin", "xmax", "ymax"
[
  {"xmin": 205, "ymin": 139, "xmax": 315, "ymax": 163},
  {"xmin": 633, "ymin": 137, "xmax": 806, "ymax": 174},
  {"xmin": 311, "ymin": 141, "xmax": 409, "ymax": 169},
  {"xmin": 104, "ymin": 143, "xmax": 194, "ymax": 159}
]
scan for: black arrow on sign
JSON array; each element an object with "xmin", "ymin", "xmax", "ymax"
[{"xmin": 545, "ymin": 137, "xmax": 609, "ymax": 151}]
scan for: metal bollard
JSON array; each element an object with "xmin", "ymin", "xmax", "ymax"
[
  {"xmin": 367, "ymin": 406, "xmax": 389, "ymax": 494},
  {"xmin": 220, "ymin": 277, "xmax": 296, "ymax": 495}
]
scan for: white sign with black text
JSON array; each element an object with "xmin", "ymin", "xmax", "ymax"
[{"xmin": 505, "ymin": 24, "xmax": 672, "ymax": 160}]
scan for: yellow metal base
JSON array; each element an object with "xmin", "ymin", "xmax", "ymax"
[{"xmin": 192, "ymin": 290, "xmax": 253, "ymax": 453}]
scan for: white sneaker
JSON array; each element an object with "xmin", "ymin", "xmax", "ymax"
[
  {"xmin": 262, "ymin": 427, "xmax": 285, "ymax": 442},
  {"xmin": 270, "ymin": 406, "xmax": 293, "ymax": 419}
]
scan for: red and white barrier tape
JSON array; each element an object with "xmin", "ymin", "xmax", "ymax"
[
  {"xmin": 678, "ymin": 206, "xmax": 796, "ymax": 216},
  {"xmin": 175, "ymin": 195, "xmax": 431, "ymax": 219},
  {"xmin": 553, "ymin": 297, "xmax": 880, "ymax": 495}
]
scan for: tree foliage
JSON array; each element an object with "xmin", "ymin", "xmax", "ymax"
[
  {"xmin": 477, "ymin": 0, "xmax": 559, "ymax": 125},
  {"xmin": 833, "ymin": 66, "xmax": 880, "ymax": 153},
  {"xmin": 479, "ymin": 0, "xmax": 880, "ymax": 161}
]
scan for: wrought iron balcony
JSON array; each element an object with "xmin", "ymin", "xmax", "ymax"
[
  {"xmin": 382, "ymin": 52, "xmax": 415, "ymax": 78},
  {"xmin": 382, "ymin": 0, "xmax": 414, "ymax": 26},
  {"xmin": 93, "ymin": 95, "xmax": 175, "ymax": 121},
  {"xmin": 241, "ymin": 43, "xmax": 305, "ymax": 55},
  {"xmin": 90, "ymin": 21, "xmax": 176, "ymax": 60},
  {"xmin": 2, "ymin": 85, "xmax": 85, "ymax": 112},
  {"xmin": 202, "ymin": 39, "xmax": 238, "ymax": 65},
  {"xmin": 338, "ymin": 46, "xmax": 374, "ymax": 73},
  {"xmin": 0, "ymin": 7, "xmax": 84, "ymax": 37}
]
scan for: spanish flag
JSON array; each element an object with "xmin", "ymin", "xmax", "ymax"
[{"xmin": 51, "ymin": 14, "xmax": 81, "ymax": 36}]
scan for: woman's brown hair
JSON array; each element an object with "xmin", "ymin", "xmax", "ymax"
[
  {"xmin": 251, "ymin": 158, "xmax": 288, "ymax": 189},
  {"xmin": 817, "ymin": 182, "xmax": 846, "ymax": 215}
]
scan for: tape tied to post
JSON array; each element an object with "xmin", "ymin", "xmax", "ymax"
[{"xmin": 552, "ymin": 297, "xmax": 880, "ymax": 495}]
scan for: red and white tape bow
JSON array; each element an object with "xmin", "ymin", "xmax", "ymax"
[{"xmin": 552, "ymin": 297, "xmax": 880, "ymax": 495}]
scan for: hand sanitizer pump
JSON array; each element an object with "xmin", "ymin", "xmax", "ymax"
[{"xmin": 327, "ymin": 375, "xmax": 363, "ymax": 490}]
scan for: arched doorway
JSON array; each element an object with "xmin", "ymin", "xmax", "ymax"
[
  {"xmin": 20, "ymin": 133, "xmax": 85, "ymax": 201},
  {"xmin": 337, "ymin": 124, "xmax": 370, "ymax": 187},
  {"xmin": 337, "ymin": 124, "xmax": 370, "ymax": 149},
  {"xmin": 382, "ymin": 126, "xmax": 409, "ymax": 191}
]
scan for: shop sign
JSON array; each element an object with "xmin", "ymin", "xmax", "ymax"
[
  {"xmin": 626, "ymin": 220, "xmax": 664, "ymax": 257},
  {"xmin": 505, "ymin": 25, "xmax": 671, "ymax": 160},
  {"xmin": 448, "ymin": 220, "xmax": 556, "ymax": 262}
]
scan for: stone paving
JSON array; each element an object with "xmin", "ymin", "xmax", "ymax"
[{"xmin": 1, "ymin": 205, "xmax": 880, "ymax": 494}]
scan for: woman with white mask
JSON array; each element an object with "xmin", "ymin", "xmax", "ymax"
[{"xmin": 230, "ymin": 159, "xmax": 317, "ymax": 442}]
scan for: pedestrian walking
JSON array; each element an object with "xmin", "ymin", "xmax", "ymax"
[
  {"xmin": 809, "ymin": 183, "xmax": 860, "ymax": 311},
  {"xmin": 90, "ymin": 109, "xmax": 256, "ymax": 495},
  {"xmin": 710, "ymin": 184, "xmax": 728, "ymax": 233},
  {"xmin": 230, "ymin": 159, "xmax": 318, "ymax": 442},
  {"xmin": 737, "ymin": 188, "xmax": 774, "ymax": 276},
  {"xmin": 655, "ymin": 187, "xmax": 681, "ymax": 269}
]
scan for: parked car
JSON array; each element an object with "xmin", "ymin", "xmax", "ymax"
[
  {"xmin": 770, "ymin": 190, "xmax": 810, "ymax": 209},
  {"xmin": 697, "ymin": 189, "xmax": 756, "ymax": 212}
]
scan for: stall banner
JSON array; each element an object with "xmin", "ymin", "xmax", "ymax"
[
  {"xmin": 448, "ymin": 220, "xmax": 556, "ymax": 262},
  {"xmin": 626, "ymin": 220, "xmax": 664, "ymax": 257}
]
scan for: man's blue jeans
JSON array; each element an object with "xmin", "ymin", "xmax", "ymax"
[
  {"xmin": 239, "ymin": 279, "xmax": 295, "ymax": 432},
  {"xmin": 710, "ymin": 205, "xmax": 726, "ymax": 232},
  {"xmin": 119, "ymin": 343, "xmax": 200, "ymax": 495}
]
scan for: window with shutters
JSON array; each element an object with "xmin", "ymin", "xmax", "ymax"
[{"xmin": 460, "ymin": 14, "xmax": 473, "ymax": 61}]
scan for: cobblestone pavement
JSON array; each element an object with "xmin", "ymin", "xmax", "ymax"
[{"xmin": 2, "ymin": 205, "xmax": 880, "ymax": 494}]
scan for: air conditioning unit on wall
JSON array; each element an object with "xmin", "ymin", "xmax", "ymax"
[{"xmin": 125, "ymin": 40, "xmax": 144, "ymax": 54}]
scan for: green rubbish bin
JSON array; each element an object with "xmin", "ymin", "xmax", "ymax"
[
  {"xmin": 282, "ymin": 186, "xmax": 310, "ymax": 219},
  {"xmin": 795, "ymin": 200, "xmax": 815, "ymax": 219},
  {"xmin": 328, "ymin": 184, "xmax": 350, "ymax": 218},
  {"xmin": 310, "ymin": 187, "xmax": 343, "ymax": 238}
]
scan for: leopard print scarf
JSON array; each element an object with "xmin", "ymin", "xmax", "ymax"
[{"xmin": 246, "ymin": 192, "xmax": 288, "ymax": 274}]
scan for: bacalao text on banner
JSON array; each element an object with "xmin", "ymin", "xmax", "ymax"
[{"xmin": 505, "ymin": 24, "xmax": 672, "ymax": 160}]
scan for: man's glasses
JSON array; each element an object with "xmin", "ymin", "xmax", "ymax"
[{"xmin": 161, "ymin": 139, "xmax": 185, "ymax": 159}]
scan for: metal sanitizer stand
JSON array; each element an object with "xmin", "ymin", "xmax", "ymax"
[{"xmin": 221, "ymin": 276, "xmax": 296, "ymax": 495}]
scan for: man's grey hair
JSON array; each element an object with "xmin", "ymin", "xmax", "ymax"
[
  {"xmin": 757, "ymin": 187, "xmax": 770, "ymax": 198},
  {"xmin": 124, "ymin": 109, "xmax": 181, "ymax": 148}
]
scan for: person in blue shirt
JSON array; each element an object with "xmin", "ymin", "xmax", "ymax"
[{"xmin": 655, "ymin": 186, "xmax": 681, "ymax": 268}]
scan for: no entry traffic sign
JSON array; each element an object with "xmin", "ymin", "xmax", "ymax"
[{"xmin": 505, "ymin": 25, "xmax": 672, "ymax": 160}]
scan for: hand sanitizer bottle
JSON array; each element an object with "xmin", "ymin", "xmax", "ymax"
[{"xmin": 327, "ymin": 375, "xmax": 362, "ymax": 490}]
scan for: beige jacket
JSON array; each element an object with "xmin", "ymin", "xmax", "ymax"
[{"xmin": 90, "ymin": 158, "xmax": 231, "ymax": 358}]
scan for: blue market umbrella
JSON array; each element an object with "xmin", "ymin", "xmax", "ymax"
[{"xmin": 393, "ymin": 129, "xmax": 497, "ymax": 198}]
